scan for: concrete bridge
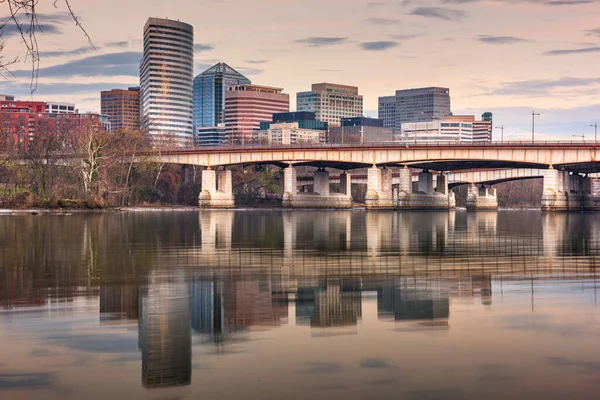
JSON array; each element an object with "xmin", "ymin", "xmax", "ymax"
[{"xmin": 147, "ymin": 142, "xmax": 600, "ymax": 211}]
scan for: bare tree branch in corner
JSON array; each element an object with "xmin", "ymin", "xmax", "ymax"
[{"xmin": 0, "ymin": 0, "xmax": 94, "ymax": 91}]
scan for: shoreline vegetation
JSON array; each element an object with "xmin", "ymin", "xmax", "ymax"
[{"xmin": 0, "ymin": 174, "xmax": 544, "ymax": 211}]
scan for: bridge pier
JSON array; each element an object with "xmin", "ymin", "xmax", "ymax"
[
  {"xmin": 365, "ymin": 166, "xmax": 394, "ymax": 209},
  {"xmin": 282, "ymin": 166, "xmax": 352, "ymax": 209},
  {"xmin": 583, "ymin": 177, "xmax": 600, "ymax": 210},
  {"xmin": 466, "ymin": 184, "xmax": 498, "ymax": 211},
  {"xmin": 542, "ymin": 169, "xmax": 580, "ymax": 211},
  {"xmin": 199, "ymin": 168, "xmax": 235, "ymax": 208},
  {"xmin": 395, "ymin": 169, "xmax": 455, "ymax": 210}
]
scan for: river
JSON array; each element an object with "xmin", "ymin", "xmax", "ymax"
[{"xmin": 0, "ymin": 210, "xmax": 599, "ymax": 399}]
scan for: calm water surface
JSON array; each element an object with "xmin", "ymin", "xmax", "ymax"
[{"xmin": 1, "ymin": 210, "xmax": 600, "ymax": 399}]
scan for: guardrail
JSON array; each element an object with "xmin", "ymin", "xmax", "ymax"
[{"xmin": 152, "ymin": 141, "xmax": 600, "ymax": 153}]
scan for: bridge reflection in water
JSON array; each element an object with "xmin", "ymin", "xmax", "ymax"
[{"xmin": 1, "ymin": 210, "xmax": 599, "ymax": 397}]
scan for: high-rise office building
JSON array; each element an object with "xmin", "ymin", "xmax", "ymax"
[
  {"xmin": 379, "ymin": 87, "xmax": 451, "ymax": 135},
  {"xmin": 193, "ymin": 63, "xmax": 251, "ymax": 130},
  {"xmin": 140, "ymin": 18, "xmax": 194, "ymax": 146},
  {"xmin": 378, "ymin": 95, "xmax": 396, "ymax": 131},
  {"xmin": 224, "ymin": 84, "xmax": 289, "ymax": 144},
  {"xmin": 296, "ymin": 83, "xmax": 363, "ymax": 126},
  {"xmin": 100, "ymin": 87, "xmax": 140, "ymax": 131}
]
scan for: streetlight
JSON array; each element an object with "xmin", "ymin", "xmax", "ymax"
[
  {"xmin": 495, "ymin": 125, "xmax": 504, "ymax": 143},
  {"xmin": 591, "ymin": 123, "xmax": 597, "ymax": 143},
  {"xmin": 573, "ymin": 134, "xmax": 585, "ymax": 142}
]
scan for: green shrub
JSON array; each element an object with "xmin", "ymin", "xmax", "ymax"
[
  {"xmin": 85, "ymin": 195, "xmax": 105, "ymax": 209},
  {"xmin": 58, "ymin": 198, "xmax": 82, "ymax": 209}
]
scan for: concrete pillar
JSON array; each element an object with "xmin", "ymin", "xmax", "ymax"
[
  {"xmin": 366, "ymin": 166, "xmax": 394, "ymax": 209},
  {"xmin": 201, "ymin": 169, "xmax": 216, "ymax": 196},
  {"xmin": 584, "ymin": 177, "xmax": 600, "ymax": 210},
  {"xmin": 217, "ymin": 169, "xmax": 232, "ymax": 195},
  {"xmin": 398, "ymin": 167, "xmax": 411, "ymax": 194},
  {"xmin": 418, "ymin": 170, "xmax": 434, "ymax": 195},
  {"xmin": 340, "ymin": 172, "xmax": 351, "ymax": 196},
  {"xmin": 283, "ymin": 166, "xmax": 351, "ymax": 209},
  {"xmin": 466, "ymin": 183, "xmax": 498, "ymax": 211},
  {"xmin": 436, "ymin": 174, "xmax": 447, "ymax": 195},
  {"xmin": 542, "ymin": 169, "xmax": 569, "ymax": 211},
  {"xmin": 367, "ymin": 166, "xmax": 381, "ymax": 193},
  {"xmin": 282, "ymin": 166, "xmax": 297, "ymax": 208},
  {"xmin": 313, "ymin": 168, "xmax": 330, "ymax": 196},
  {"xmin": 397, "ymin": 166, "xmax": 412, "ymax": 209},
  {"xmin": 199, "ymin": 168, "xmax": 235, "ymax": 208},
  {"xmin": 283, "ymin": 166, "xmax": 297, "ymax": 195}
]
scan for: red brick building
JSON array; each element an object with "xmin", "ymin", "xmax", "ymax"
[{"xmin": 0, "ymin": 101, "xmax": 108, "ymax": 149}]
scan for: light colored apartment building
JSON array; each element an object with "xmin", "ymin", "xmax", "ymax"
[
  {"xmin": 224, "ymin": 84, "xmax": 289, "ymax": 144},
  {"xmin": 444, "ymin": 114, "xmax": 492, "ymax": 143},
  {"xmin": 45, "ymin": 101, "xmax": 76, "ymax": 114},
  {"xmin": 296, "ymin": 83, "xmax": 363, "ymax": 126},
  {"xmin": 140, "ymin": 17, "xmax": 194, "ymax": 146},
  {"xmin": 400, "ymin": 119, "xmax": 473, "ymax": 144}
]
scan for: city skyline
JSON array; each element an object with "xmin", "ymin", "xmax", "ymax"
[{"xmin": 0, "ymin": 0, "xmax": 598, "ymax": 139}]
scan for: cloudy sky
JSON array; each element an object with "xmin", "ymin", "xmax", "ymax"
[{"xmin": 0, "ymin": 0, "xmax": 599, "ymax": 139}]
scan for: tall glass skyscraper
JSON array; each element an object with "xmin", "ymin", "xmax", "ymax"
[
  {"xmin": 140, "ymin": 18, "xmax": 194, "ymax": 147},
  {"xmin": 193, "ymin": 63, "xmax": 251, "ymax": 131}
]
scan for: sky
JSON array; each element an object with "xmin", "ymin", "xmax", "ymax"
[{"xmin": 0, "ymin": 0, "xmax": 599, "ymax": 140}]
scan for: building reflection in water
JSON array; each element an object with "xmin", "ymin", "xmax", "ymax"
[
  {"xmin": 190, "ymin": 275, "xmax": 288, "ymax": 344},
  {"xmin": 375, "ymin": 275, "xmax": 493, "ymax": 327},
  {"xmin": 139, "ymin": 271, "xmax": 191, "ymax": 389},
  {"xmin": 296, "ymin": 280, "xmax": 362, "ymax": 328},
  {"xmin": 99, "ymin": 284, "xmax": 139, "ymax": 323}
]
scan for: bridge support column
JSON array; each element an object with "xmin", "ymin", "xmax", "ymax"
[
  {"xmin": 466, "ymin": 184, "xmax": 498, "ymax": 211},
  {"xmin": 436, "ymin": 174, "xmax": 456, "ymax": 208},
  {"xmin": 313, "ymin": 168, "xmax": 330, "ymax": 196},
  {"xmin": 199, "ymin": 168, "xmax": 235, "ymax": 208},
  {"xmin": 396, "ymin": 169, "xmax": 454, "ymax": 210},
  {"xmin": 282, "ymin": 166, "xmax": 297, "ymax": 208},
  {"xmin": 366, "ymin": 166, "xmax": 394, "ymax": 209},
  {"xmin": 541, "ymin": 169, "xmax": 570, "ymax": 211},
  {"xmin": 583, "ymin": 177, "xmax": 600, "ymax": 210},
  {"xmin": 340, "ymin": 172, "xmax": 351, "ymax": 197},
  {"xmin": 418, "ymin": 170, "xmax": 434, "ymax": 195},
  {"xmin": 283, "ymin": 167, "xmax": 351, "ymax": 209}
]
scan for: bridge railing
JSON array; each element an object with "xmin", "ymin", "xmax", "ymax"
[{"xmin": 158, "ymin": 140, "xmax": 600, "ymax": 152}]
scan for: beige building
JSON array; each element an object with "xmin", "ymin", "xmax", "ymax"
[
  {"xmin": 444, "ymin": 115, "xmax": 492, "ymax": 143},
  {"xmin": 256, "ymin": 122, "xmax": 325, "ymax": 145},
  {"xmin": 400, "ymin": 119, "xmax": 474, "ymax": 144},
  {"xmin": 296, "ymin": 83, "xmax": 363, "ymax": 126}
]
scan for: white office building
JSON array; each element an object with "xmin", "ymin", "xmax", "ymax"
[
  {"xmin": 400, "ymin": 120, "xmax": 473, "ymax": 144},
  {"xmin": 140, "ymin": 17, "xmax": 194, "ymax": 146},
  {"xmin": 45, "ymin": 102, "xmax": 76, "ymax": 114}
]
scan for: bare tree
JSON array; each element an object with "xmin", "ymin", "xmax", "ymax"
[
  {"xmin": 76, "ymin": 119, "xmax": 110, "ymax": 194},
  {"xmin": 0, "ymin": 0, "xmax": 93, "ymax": 89}
]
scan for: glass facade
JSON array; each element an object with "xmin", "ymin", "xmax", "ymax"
[
  {"xmin": 140, "ymin": 18, "xmax": 194, "ymax": 147},
  {"xmin": 193, "ymin": 63, "xmax": 251, "ymax": 134}
]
